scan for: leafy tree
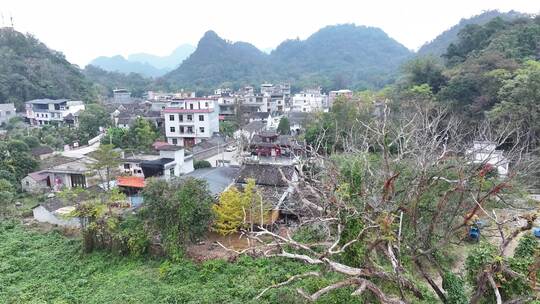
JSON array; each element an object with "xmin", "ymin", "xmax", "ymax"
[
  {"xmin": 125, "ymin": 117, "xmax": 159, "ymax": 151},
  {"xmin": 402, "ymin": 56, "xmax": 447, "ymax": 93},
  {"xmin": 141, "ymin": 178, "xmax": 214, "ymax": 254},
  {"xmin": 78, "ymin": 104, "xmax": 111, "ymax": 144},
  {"xmin": 213, "ymin": 179, "xmax": 270, "ymax": 235},
  {"xmin": 0, "ymin": 140, "xmax": 38, "ymax": 182},
  {"xmin": 89, "ymin": 144, "xmax": 120, "ymax": 191},
  {"xmin": 277, "ymin": 117, "xmax": 290, "ymax": 135},
  {"xmin": 488, "ymin": 60, "xmax": 540, "ymax": 146},
  {"xmin": 219, "ymin": 121, "xmax": 237, "ymax": 138}
]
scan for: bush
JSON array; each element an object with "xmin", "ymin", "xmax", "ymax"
[{"xmin": 194, "ymin": 160, "xmax": 212, "ymax": 169}]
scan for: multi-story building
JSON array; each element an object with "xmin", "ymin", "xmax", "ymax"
[
  {"xmin": 163, "ymin": 98, "xmax": 219, "ymax": 147},
  {"xmin": 291, "ymin": 88, "xmax": 329, "ymax": 112},
  {"xmin": 0, "ymin": 103, "xmax": 16, "ymax": 126},
  {"xmin": 25, "ymin": 99, "xmax": 85, "ymax": 126}
]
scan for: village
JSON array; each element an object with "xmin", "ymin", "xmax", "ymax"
[{"xmin": 1, "ymin": 6, "xmax": 540, "ymax": 301}]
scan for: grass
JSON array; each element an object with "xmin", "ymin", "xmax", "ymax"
[{"xmin": 0, "ymin": 221, "xmax": 363, "ymax": 304}]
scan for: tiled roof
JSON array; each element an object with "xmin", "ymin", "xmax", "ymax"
[
  {"xmin": 117, "ymin": 176, "xmax": 145, "ymax": 188},
  {"xmin": 236, "ymin": 164, "xmax": 295, "ymax": 187}
]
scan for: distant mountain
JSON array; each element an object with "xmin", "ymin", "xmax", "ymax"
[
  {"xmin": 163, "ymin": 31, "xmax": 271, "ymax": 90},
  {"xmin": 90, "ymin": 55, "xmax": 169, "ymax": 78},
  {"xmin": 128, "ymin": 44, "xmax": 195, "ymax": 70},
  {"xmin": 162, "ymin": 24, "xmax": 413, "ymax": 91},
  {"xmin": 418, "ymin": 10, "xmax": 526, "ymax": 58},
  {"xmin": 0, "ymin": 27, "xmax": 96, "ymax": 109},
  {"xmin": 83, "ymin": 65, "xmax": 153, "ymax": 98},
  {"xmin": 272, "ymin": 24, "xmax": 412, "ymax": 89},
  {"xmin": 89, "ymin": 44, "xmax": 195, "ymax": 78}
]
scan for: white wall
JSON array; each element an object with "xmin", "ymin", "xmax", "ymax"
[{"xmin": 32, "ymin": 206, "xmax": 80, "ymax": 228}]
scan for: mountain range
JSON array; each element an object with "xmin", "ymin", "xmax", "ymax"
[
  {"xmin": 163, "ymin": 24, "xmax": 413, "ymax": 91},
  {"xmin": 89, "ymin": 44, "xmax": 195, "ymax": 77},
  {"xmin": 0, "ymin": 9, "xmax": 529, "ymax": 106}
]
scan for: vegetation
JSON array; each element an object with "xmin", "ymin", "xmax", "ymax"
[
  {"xmin": 277, "ymin": 117, "xmax": 290, "ymax": 135},
  {"xmin": 193, "ymin": 160, "xmax": 212, "ymax": 170},
  {"xmin": 417, "ymin": 10, "xmax": 526, "ymax": 57},
  {"xmin": 141, "ymin": 178, "xmax": 214, "ymax": 255},
  {"xmin": 0, "ymin": 27, "xmax": 96, "ymax": 110},
  {"xmin": 163, "ymin": 25, "xmax": 412, "ymax": 92},
  {"xmin": 102, "ymin": 118, "xmax": 160, "ymax": 152},
  {"xmin": 213, "ymin": 179, "xmax": 270, "ymax": 235},
  {"xmin": 83, "ymin": 65, "xmax": 153, "ymax": 98},
  {"xmin": 0, "ymin": 220, "xmax": 373, "ymax": 303},
  {"xmin": 89, "ymin": 144, "xmax": 121, "ymax": 191}
]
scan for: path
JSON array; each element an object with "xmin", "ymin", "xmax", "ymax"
[{"xmin": 61, "ymin": 140, "xmax": 100, "ymax": 158}]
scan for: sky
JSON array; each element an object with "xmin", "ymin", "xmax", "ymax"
[{"xmin": 1, "ymin": 0, "xmax": 538, "ymax": 67}]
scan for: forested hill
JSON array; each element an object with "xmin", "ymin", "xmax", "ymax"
[
  {"xmin": 400, "ymin": 15, "xmax": 540, "ymax": 143},
  {"xmin": 162, "ymin": 24, "xmax": 413, "ymax": 91},
  {"xmin": 0, "ymin": 27, "xmax": 96, "ymax": 109},
  {"xmin": 162, "ymin": 30, "xmax": 271, "ymax": 91},
  {"xmin": 417, "ymin": 10, "xmax": 527, "ymax": 58}
]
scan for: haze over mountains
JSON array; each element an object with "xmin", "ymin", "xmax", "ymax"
[{"xmin": 89, "ymin": 44, "xmax": 195, "ymax": 77}]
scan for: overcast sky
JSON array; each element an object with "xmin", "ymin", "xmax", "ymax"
[{"xmin": 1, "ymin": 0, "xmax": 538, "ymax": 67}]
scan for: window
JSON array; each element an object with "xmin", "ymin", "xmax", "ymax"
[
  {"xmin": 5, "ymin": 111, "xmax": 10, "ymax": 115},
  {"xmin": 199, "ymin": 115, "xmax": 204, "ymax": 121},
  {"xmin": 189, "ymin": 103, "xmax": 194, "ymax": 110},
  {"xmin": 187, "ymin": 114, "xmax": 193, "ymax": 121},
  {"xmin": 172, "ymin": 138, "xmax": 178, "ymax": 145},
  {"xmin": 170, "ymin": 127, "xmax": 176, "ymax": 132},
  {"xmin": 169, "ymin": 115, "xmax": 175, "ymax": 121},
  {"xmin": 199, "ymin": 127, "xmax": 205, "ymax": 133},
  {"xmin": 169, "ymin": 168, "xmax": 175, "ymax": 176},
  {"xmin": 187, "ymin": 126, "xmax": 193, "ymax": 133},
  {"xmin": 124, "ymin": 164, "xmax": 131, "ymax": 170},
  {"xmin": 179, "ymin": 115, "xmax": 183, "ymax": 122},
  {"xmin": 205, "ymin": 102, "xmax": 209, "ymax": 107},
  {"xmin": 179, "ymin": 126, "xmax": 185, "ymax": 133}
]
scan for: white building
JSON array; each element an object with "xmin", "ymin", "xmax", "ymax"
[
  {"xmin": 121, "ymin": 145, "xmax": 194, "ymax": 180},
  {"xmin": 0, "ymin": 103, "xmax": 16, "ymax": 126},
  {"xmin": 163, "ymin": 98, "xmax": 220, "ymax": 147},
  {"xmin": 25, "ymin": 99, "xmax": 85, "ymax": 126},
  {"xmin": 467, "ymin": 141, "xmax": 509, "ymax": 177},
  {"xmin": 291, "ymin": 88, "xmax": 328, "ymax": 112}
]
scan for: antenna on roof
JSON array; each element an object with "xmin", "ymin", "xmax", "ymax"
[{"xmin": 10, "ymin": 15, "xmax": 14, "ymax": 28}]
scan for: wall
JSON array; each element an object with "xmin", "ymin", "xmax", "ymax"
[
  {"xmin": 32, "ymin": 206, "xmax": 80, "ymax": 227},
  {"xmin": 21, "ymin": 176, "xmax": 48, "ymax": 193}
]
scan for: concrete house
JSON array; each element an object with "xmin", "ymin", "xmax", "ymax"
[
  {"xmin": 164, "ymin": 98, "xmax": 220, "ymax": 147},
  {"xmin": 0, "ymin": 103, "xmax": 16, "ymax": 126},
  {"xmin": 25, "ymin": 99, "xmax": 85, "ymax": 126}
]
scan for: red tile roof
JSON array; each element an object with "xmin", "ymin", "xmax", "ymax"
[{"xmin": 117, "ymin": 176, "xmax": 145, "ymax": 188}]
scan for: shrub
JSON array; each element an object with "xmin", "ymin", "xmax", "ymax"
[{"xmin": 194, "ymin": 160, "xmax": 212, "ymax": 169}]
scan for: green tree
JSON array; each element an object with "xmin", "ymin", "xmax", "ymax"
[
  {"xmin": 142, "ymin": 178, "xmax": 214, "ymax": 254},
  {"xmin": 219, "ymin": 121, "xmax": 237, "ymax": 138},
  {"xmin": 78, "ymin": 104, "xmax": 111, "ymax": 144},
  {"xmin": 126, "ymin": 117, "xmax": 159, "ymax": 151},
  {"xmin": 90, "ymin": 144, "xmax": 120, "ymax": 191},
  {"xmin": 489, "ymin": 60, "xmax": 540, "ymax": 146},
  {"xmin": 277, "ymin": 117, "xmax": 290, "ymax": 135}
]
